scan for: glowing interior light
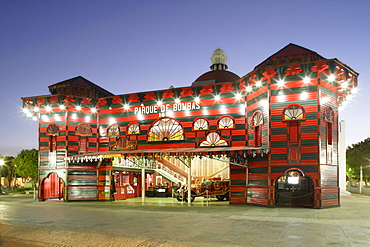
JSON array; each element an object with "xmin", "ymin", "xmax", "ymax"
[
  {"xmin": 157, "ymin": 101, "xmax": 163, "ymax": 106},
  {"xmin": 59, "ymin": 105, "xmax": 65, "ymax": 110},
  {"xmin": 85, "ymin": 116, "xmax": 90, "ymax": 122},
  {"xmin": 34, "ymin": 107, "xmax": 40, "ymax": 112},
  {"xmin": 287, "ymin": 176, "xmax": 299, "ymax": 184},
  {"xmin": 175, "ymin": 98, "xmax": 181, "ymax": 103},
  {"xmin": 256, "ymin": 81, "xmax": 262, "ymax": 87},
  {"xmin": 328, "ymin": 74, "xmax": 335, "ymax": 82},
  {"xmin": 322, "ymin": 97, "xmax": 329, "ymax": 104},
  {"xmin": 123, "ymin": 104, "xmax": 130, "ymax": 110},
  {"xmin": 195, "ymin": 97, "xmax": 200, "ymax": 103},
  {"xmin": 76, "ymin": 106, "xmax": 82, "ymax": 111},
  {"xmin": 277, "ymin": 79, "xmax": 285, "ymax": 87},
  {"xmin": 246, "ymin": 86, "xmax": 252, "ymax": 92},
  {"xmin": 91, "ymin": 107, "xmax": 97, "ymax": 113},
  {"xmin": 109, "ymin": 118, "xmax": 116, "ymax": 124},
  {"xmin": 300, "ymin": 92, "xmax": 308, "ymax": 100},
  {"xmin": 23, "ymin": 108, "xmax": 29, "ymax": 113},
  {"xmin": 220, "ymin": 105, "xmax": 227, "ymax": 114},
  {"xmin": 215, "ymin": 95, "xmax": 220, "ymax": 101},
  {"xmin": 303, "ymin": 77, "xmax": 310, "ymax": 84},
  {"xmin": 45, "ymin": 106, "xmax": 52, "ymax": 112}
]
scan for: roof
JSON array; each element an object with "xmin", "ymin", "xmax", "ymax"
[
  {"xmin": 254, "ymin": 43, "xmax": 326, "ymax": 68},
  {"xmin": 48, "ymin": 76, "xmax": 114, "ymax": 97},
  {"xmin": 192, "ymin": 70, "xmax": 240, "ymax": 86}
]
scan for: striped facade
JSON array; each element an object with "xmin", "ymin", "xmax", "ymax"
[{"xmin": 22, "ymin": 44, "xmax": 358, "ymax": 208}]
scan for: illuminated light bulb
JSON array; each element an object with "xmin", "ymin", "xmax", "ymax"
[
  {"xmin": 342, "ymin": 101, "xmax": 348, "ymax": 106},
  {"xmin": 277, "ymin": 79, "xmax": 285, "ymax": 87},
  {"xmin": 195, "ymin": 97, "xmax": 200, "ymax": 103},
  {"xmin": 300, "ymin": 92, "xmax": 308, "ymax": 100},
  {"xmin": 85, "ymin": 116, "xmax": 90, "ymax": 122},
  {"xmin": 157, "ymin": 101, "xmax": 163, "ymax": 106},
  {"xmin": 32, "ymin": 116, "xmax": 38, "ymax": 121},
  {"xmin": 303, "ymin": 77, "xmax": 310, "ymax": 84},
  {"xmin": 34, "ymin": 107, "xmax": 40, "ymax": 112},
  {"xmin": 347, "ymin": 94, "xmax": 353, "ymax": 101},
  {"xmin": 220, "ymin": 105, "xmax": 227, "ymax": 114},
  {"xmin": 352, "ymin": 87, "xmax": 358, "ymax": 94},
  {"xmin": 23, "ymin": 108, "xmax": 29, "ymax": 113},
  {"xmin": 71, "ymin": 114, "xmax": 77, "ymax": 120},
  {"xmin": 202, "ymin": 107, "xmax": 208, "ymax": 116},
  {"xmin": 235, "ymin": 93, "xmax": 242, "ymax": 100},
  {"xmin": 55, "ymin": 115, "xmax": 61, "ymax": 121},
  {"xmin": 278, "ymin": 95, "xmax": 286, "ymax": 102},
  {"xmin": 76, "ymin": 106, "xmax": 82, "ymax": 111},
  {"xmin": 215, "ymin": 95, "xmax": 221, "ymax": 101},
  {"xmin": 109, "ymin": 118, "xmax": 116, "ymax": 124},
  {"xmin": 239, "ymin": 104, "xmax": 245, "ymax": 114},
  {"xmin": 138, "ymin": 113, "xmax": 144, "ymax": 120},
  {"xmin": 91, "ymin": 108, "xmax": 97, "ymax": 113},
  {"xmin": 256, "ymin": 81, "xmax": 262, "ymax": 87},
  {"xmin": 338, "ymin": 106, "xmax": 344, "ymax": 112},
  {"xmin": 185, "ymin": 109, "xmax": 191, "ymax": 116},
  {"xmin": 328, "ymin": 74, "xmax": 335, "ymax": 82},
  {"xmin": 59, "ymin": 105, "xmax": 65, "ymax": 110},
  {"xmin": 341, "ymin": 81, "xmax": 349, "ymax": 88},
  {"xmin": 175, "ymin": 98, "xmax": 180, "ymax": 103},
  {"xmin": 45, "ymin": 106, "xmax": 52, "ymax": 112},
  {"xmin": 41, "ymin": 115, "xmax": 49, "ymax": 122},
  {"xmin": 26, "ymin": 112, "xmax": 32, "ymax": 117},
  {"xmin": 246, "ymin": 86, "xmax": 252, "ymax": 92},
  {"xmin": 123, "ymin": 104, "xmax": 130, "ymax": 110}
]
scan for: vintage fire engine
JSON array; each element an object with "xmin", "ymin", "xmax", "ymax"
[{"xmin": 175, "ymin": 178, "xmax": 230, "ymax": 202}]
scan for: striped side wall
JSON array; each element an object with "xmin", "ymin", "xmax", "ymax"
[
  {"xmin": 230, "ymin": 164, "xmax": 246, "ymax": 203},
  {"xmin": 97, "ymin": 160, "xmax": 113, "ymax": 201},
  {"xmin": 67, "ymin": 162, "xmax": 98, "ymax": 201},
  {"xmin": 246, "ymin": 155, "xmax": 269, "ymax": 206}
]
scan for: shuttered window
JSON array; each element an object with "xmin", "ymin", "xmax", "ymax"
[
  {"xmin": 288, "ymin": 121, "xmax": 299, "ymax": 144},
  {"xmin": 79, "ymin": 136, "xmax": 88, "ymax": 154}
]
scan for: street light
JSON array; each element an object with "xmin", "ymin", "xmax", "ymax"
[
  {"xmin": 0, "ymin": 159, "xmax": 4, "ymax": 194},
  {"xmin": 360, "ymin": 165, "xmax": 370, "ymax": 194}
]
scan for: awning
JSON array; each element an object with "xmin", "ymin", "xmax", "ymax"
[{"xmin": 66, "ymin": 146, "xmax": 270, "ymax": 162}]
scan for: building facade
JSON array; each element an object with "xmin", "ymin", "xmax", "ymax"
[{"xmin": 22, "ymin": 44, "xmax": 358, "ymax": 208}]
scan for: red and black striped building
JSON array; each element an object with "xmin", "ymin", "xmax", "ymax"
[{"xmin": 22, "ymin": 44, "xmax": 358, "ymax": 208}]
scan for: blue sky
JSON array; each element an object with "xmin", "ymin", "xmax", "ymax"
[{"xmin": 1, "ymin": 0, "xmax": 369, "ymax": 156}]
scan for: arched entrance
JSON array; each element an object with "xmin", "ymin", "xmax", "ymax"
[
  {"xmin": 39, "ymin": 173, "xmax": 64, "ymax": 201},
  {"xmin": 274, "ymin": 168, "xmax": 314, "ymax": 207}
]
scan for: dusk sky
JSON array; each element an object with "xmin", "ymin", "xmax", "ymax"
[{"xmin": 1, "ymin": 0, "xmax": 369, "ymax": 157}]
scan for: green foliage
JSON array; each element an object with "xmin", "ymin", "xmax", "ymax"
[
  {"xmin": 13, "ymin": 149, "xmax": 38, "ymax": 187},
  {"xmin": 346, "ymin": 138, "xmax": 370, "ymax": 180}
]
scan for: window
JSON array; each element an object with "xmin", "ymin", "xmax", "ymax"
[
  {"xmin": 252, "ymin": 111, "xmax": 263, "ymax": 147},
  {"xmin": 75, "ymin": 123, "xmax": 92, "ymax": 136},
  {"xmin": 46, "ymin": 123, "xmax": 59, "ymax": 135},
  {"xmin": 127, "ymin": 122, "xmax": 140, "ymax": 135},
  {"xmin": 148, "ymin": 117, "xmax": 184, "ymax": 141},
  {"xmin": 217, "ymin": 116, "xmax": 235, "ymax": 129},
  {"xmin": 283, "ymin": 104, "xmax": 305, "ymax": 121},
  {"xmin": 199, "ymin": 131, "xmax": 229, "ymax": 147},
  {"xmin": 107, "ymin": 124, "xmax": 120, "ymax": 136},
  {"xmin": 324, "ymin": 107, "xmax": 334, "ymax": 145},
  {"xmin": 193, "ymin": 117, "xmax": 209, "ymax": 131}
]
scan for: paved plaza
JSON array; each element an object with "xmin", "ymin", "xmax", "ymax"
[{"xmin": 0, "ymin": 193, "xmax": 369, "ymax": 247}]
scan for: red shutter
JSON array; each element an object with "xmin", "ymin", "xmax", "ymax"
[
  {"xmin": 327, "ymin": 122, "xmax": 333, "ymax": 145},
  {"xmin": 289, "ymin": 121, "xmax": 298, "ymax": 144},
  {"xmin": 79, "ymin": 136, "xmax": 88, "ymax": 153},
  {"xmin": 254, "ymin": 126, "xmax": 261, "ymax": 147},
  {"xmin": 49, "ymin": 136, "xmax": 56, "ymax": 152}
]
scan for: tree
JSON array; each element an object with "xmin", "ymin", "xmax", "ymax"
[
  {"xmin": 1, "ymin": 156, "xmax": 16, "ymax": 187},
  {"xmin": 346, "ymin": 138, "xmax": 370, "ymax": 181},
  {"xmin": 13, "ymin": 149, "xmax": 38, "ymax": 188}
]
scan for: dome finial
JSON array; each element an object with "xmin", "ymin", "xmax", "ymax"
[{"xmin": 210, "ymin": 48, "xmax": 228, "ymax": 71}]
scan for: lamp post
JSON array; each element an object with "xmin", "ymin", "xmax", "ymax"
[
  {"xmin": 0, "ymin": 159, "xmax": 4, "ymax": 194},
  {"xmin": 359, "ymin": 165, "xmax": 370, "ymax": 194}
]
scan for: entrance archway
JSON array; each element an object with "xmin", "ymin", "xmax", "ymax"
[
  {"xmin": 39, "ymin": 173, "xmax": 64, "ymax": 201},
  {"xmin": 274, "ymin": 168, "xmax": 314, "ymax": 207}
]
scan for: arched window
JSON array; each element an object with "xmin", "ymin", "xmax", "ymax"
[
  {"xmin": 75, "ymin": 123, "xmax": 92, "ymax": 154},
  {"xmin": 193, "ymin": 117, "xmax": 209, "ymax": 131},
  {"xmin": 199, "ymin": 131, "xmax": 229, "ymax": 147},
  {"xmin": 127, "ymin": 122, "xmax": 141, "ymax": 135},
  {"xmin": 46, "ymin": 123, "xmax": 59, "ymax": 152},
  {"xmin": 107, "ymin": 124, "xmax": 120, "ymax": 136},
  {"xmin": 283, "ymin": 104, "xmax": 305, "ymax": 121},
  {"xmin": 252, "ymin": 111, "xmax": 263, "ymax": 147},
  {"xmin": 217, "ymin": 115, "xmax": 235, "ymax": 129},
  {"xmin": 324, "ymin": 106, "xmax": 334, "ymax": 145},
  {"xmin": 283, "ymin": 104, "xmax": 305, "ymax": 144},
  {"xmin": 148, "ymin": 117, "xmax": 184, "ymax": 141}
]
